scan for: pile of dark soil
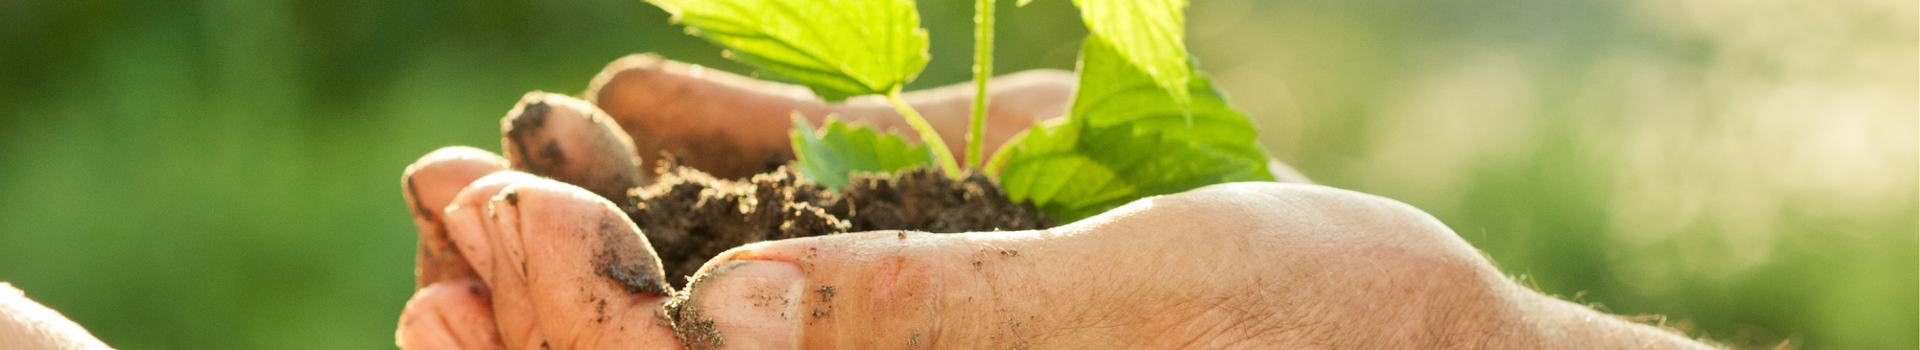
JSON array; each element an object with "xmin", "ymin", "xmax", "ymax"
[{"xmin": 626, "ymin": 164, "xmax": 1054, "ymax": 287}]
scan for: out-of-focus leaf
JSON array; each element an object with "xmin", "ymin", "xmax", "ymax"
[{"xmin": 790, "ymin": 115, "xmax": 937, "ymax": 188}]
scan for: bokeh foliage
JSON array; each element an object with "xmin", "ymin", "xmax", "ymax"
[{"xmin": 0, "ymin": 0, "xmax": 1912, "ymax": 349}]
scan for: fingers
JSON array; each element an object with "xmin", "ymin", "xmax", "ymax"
[
  {"xmin": 501, "ymin": 92, "xmax": 649, "ymax": 207},
  {"xmin": 440, "ymin": 172, "xmax": 542, "ymax": 348},
  {"xmin": 441, "ymin": 173, "xmax": 679, "ymax": 349},
  {"xmin": 667, "ymin": 260, "xmax": 803, "ymax": 350},
  {"xmin": 585, "ymin": 54, "xmax": 1075, "ymax": 177},
  {"xmin": 404, "ymin": 146, "xmax": 509, "ymax": 289},
  {"xmin": 397, "ymin": 279, "xmax": 507, "ymax": 350},
  {"xmin": 672, "ymin": 182, "xmax": 1511, "ymax": 349},
  {"xmin": 586, "ymin": 54, "xmax": 830, "ymax": 178},
  {"xmin": 679, "ymin": 229, "xmax": 1155, "ymax": 349},
  {"xmin": 827, "ymin": 70, "xmax": 1075, "ymax": 166},
  {"xmin": 0, "ymin": 283, "xmax": 112, "ymax": 350},
  {"xmin": 677, "ymin": 227, "xmax": 1142, "ymax": 349}
]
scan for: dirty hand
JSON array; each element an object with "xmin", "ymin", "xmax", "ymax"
[{"xmin": 395, "ymin": 56, "xmax": 1715, "ymax": 349}]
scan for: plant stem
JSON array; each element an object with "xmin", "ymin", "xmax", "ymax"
[
  {"xmin": 886, "ymin": 87, "xmax": 962, "ymax": 177},
  {"xmin": 967, "ymin": 0, "xmax": 996, "ymax": 169}
]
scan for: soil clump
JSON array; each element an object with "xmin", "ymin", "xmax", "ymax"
[{"xmin": 626, "ymin": 163, "xmax": 1054, "ymax": 289}]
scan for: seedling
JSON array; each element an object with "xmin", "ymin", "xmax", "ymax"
[{"xmin": 643, "ymin": 0, "xmax": 1273, "ymax": 222}]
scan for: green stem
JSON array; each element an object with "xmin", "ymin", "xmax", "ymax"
[
  {"xmin": 886, "ymin": 87, "xmax": 962, "ymax": 177},
  {"xmin": 967, "ymin": 0, "xmax": 996, "ymax": 168}
]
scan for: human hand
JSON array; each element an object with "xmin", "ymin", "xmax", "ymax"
[
  {"xmin": 394, "ymin": 56, "xmax": 1714, "ymax": 349},
  {"xmin": 1, "ymin": 283, "xmax": 114, "ymax": 349}
]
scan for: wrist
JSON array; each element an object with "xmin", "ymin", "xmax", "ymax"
[
  {"xmin": 1477, "ymin": 282, "xmax": 1720, "ymax": 349},
  {"xmin": 1392, "ymin": 257, "xmax": 1532, "ymax": 349}
]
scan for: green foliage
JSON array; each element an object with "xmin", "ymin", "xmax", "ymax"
[
  {"xmin": 1066, "ymin": 0, "xmax": 1193, "ymax": 114},
  {"xmin": 789, "ymin": 115, "xmax": 937, "ymax": 188},
  {"xmin": 991, "ymin": 36, "xmax": 1272, "ymax": 222},
  {"xmin": 750, "ymin": 0, "xmax": 1261, "ymax": 222},
  {"xmin": 649, "ymin": 0, "xmax": 962, "ymax": 176},
  {"xmin": 657, "ymin": 0, "xmax": 1265, "ymax": 222},
  {"xmin": 645, "ymin": 0, "xmax": 930, "ymax": 101}
]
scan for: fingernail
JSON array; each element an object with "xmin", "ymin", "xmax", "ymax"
[{"xmin": 673, "ymin": 260, "xmax": 803, "ymax": 350}]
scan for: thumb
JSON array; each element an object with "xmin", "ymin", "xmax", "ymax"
[
  {"xmin": 667, "ymin": 182, "xmax": 1502, "ymax": 350},
  {"xmin": 669, "ymin": 204, "xmax": 1210, "ymax": 350}
]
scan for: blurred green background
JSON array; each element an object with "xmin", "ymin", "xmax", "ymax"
[{"xmin": 0, "ymin": 0, "xmax": 1912, "ymax": 348}]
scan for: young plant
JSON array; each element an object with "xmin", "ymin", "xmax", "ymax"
[
  {"xmin": 643, "ymin": 0, "xmax": 959, "ymax": 176},
  {"xmin": 644, "ymin": 0, "xmax": 1273, "ymax": 222}
]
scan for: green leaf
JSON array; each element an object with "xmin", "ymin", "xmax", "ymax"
[
  {"xmin": 993, "ymin": 36, "xmax": 1272, "ymax": 222},
  {"xmin": 1070, "ymin": 36, "xmax": 1263, "ymax": 162},
  {"xmin": 647, "ymin": 0, "xmax": 929, "ymax": 101},
  {"xmin": 790, "ymin": 115, "xmax": 938, "ymax": 188},
  {"xmin": 995, "ymin": 121, "xmax": 1268, "ymax": 221},
  {"xmin": 1070, "ymin": 0, "xmax": 1192, "ymax": 114}
]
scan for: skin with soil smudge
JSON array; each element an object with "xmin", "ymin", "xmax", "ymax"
[
  {"xmin": 663, "ymin": 286, "xmax": 723, "ymax": 350},
  {"xmin": 625, "ymin": 162, "xmax": 1054, "ymax": 289}
]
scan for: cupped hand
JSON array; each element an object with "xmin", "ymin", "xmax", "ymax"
[{"xmin": 394, "ymin": 56, "xmax": 1714, "ymax": 350}]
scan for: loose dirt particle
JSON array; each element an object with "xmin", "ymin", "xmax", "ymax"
[{"xmin": 595, "ymin": 299, "xmax": 607, "ymax": 323}]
